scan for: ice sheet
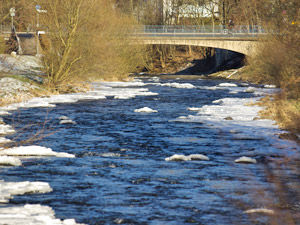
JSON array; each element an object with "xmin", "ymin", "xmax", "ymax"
[
  {"xmin": 0, "ymin": 180, "xmax": 52, "ymax": 203},
  {"xmin": 0, "ymin": 137, "xmax": 12, "ymax": 144},
  {"xmin": 174, "ymin": 96, "xmax": 281, "ymax": 142},
  {"xmin": 0, "ymin": 124, "xmax": 15, "ymax": 135},
  {"xmin": 0, "ymin": 204, "xmax": 86, "ymax": 225},
  {"xmin": 0, "ymin": 156, "xmax": 22, "ymax": 166},
  {"xmin": 151, "ymin": 82, "xmax": 196, "ymax": 89},
  {"xmin": 0, "ymin": 145, "xmax": 75, "ymax": 158}
]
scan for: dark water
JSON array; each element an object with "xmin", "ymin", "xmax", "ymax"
[{"xmin": 1, "ymin": 78, "xmax": 300, "ymax": 225}]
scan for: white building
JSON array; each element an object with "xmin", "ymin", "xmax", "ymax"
[{"xmin": 162, "ymin": 0, "xmax": 219, "ymax": 22}]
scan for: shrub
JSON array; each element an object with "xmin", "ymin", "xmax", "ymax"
[{"xmin": 0, "ymin": 37, "xmax": 6, "ymax": 54}]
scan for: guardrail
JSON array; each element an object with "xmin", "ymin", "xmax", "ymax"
[{"xmin": 133, "ymin": 25, "xmax": 265, "ymax": 38}]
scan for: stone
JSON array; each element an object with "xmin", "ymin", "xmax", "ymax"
[{"xmin": 224, "ymin": 116, "xmax": 233, "ymax": 121}]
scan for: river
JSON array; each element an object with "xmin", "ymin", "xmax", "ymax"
[{"xmin": 1, "ymin": 76, "xmax": 300, "ymax": 224}]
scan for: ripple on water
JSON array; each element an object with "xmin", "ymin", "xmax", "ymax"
[{"xmin": 2, "ymin": 78, "xmax": 300, "ymax": 225}]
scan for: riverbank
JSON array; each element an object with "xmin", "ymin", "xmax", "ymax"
[
  {"xmin": 207, "ymin": 66, "xmax": 300, "ymax": 140},
  {"xmin": 0, "ymin": 55, "xmax": 88, "ymax": 225},
  {"xmin": 1, "ymin": 77, "xmax": 299, "ymax": 224}
]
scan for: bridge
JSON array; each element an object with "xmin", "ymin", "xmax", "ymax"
[{"xmin": 133, "ymin": 25, "xmax": 265, "ymax": 56}]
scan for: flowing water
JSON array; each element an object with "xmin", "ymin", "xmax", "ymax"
[{"xmin": 1, "ymin": 77, "xmax": 300, "ymax": 224}]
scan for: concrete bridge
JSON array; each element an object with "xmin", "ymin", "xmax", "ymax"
[{"xmin": 133, "ymin": 25, "xmax": 265, "ymax": 56}]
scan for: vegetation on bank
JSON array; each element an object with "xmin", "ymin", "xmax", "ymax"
[
  {"xmin": 1, "ymin": 0, "xmax": 299, "ymax": 131},
  {"xmin": 247, "ymin": 1, "xmax": 300, "ymax": 133},
  {"xmin": 0, "ymin": 0, "xmax": 146, "ymax": 92}
]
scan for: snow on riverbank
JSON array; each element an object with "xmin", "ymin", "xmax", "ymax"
[
  {"xmin": 0, "ymin": 145, "xmax": 75, "ymax": 158},
  {"xmin": 0, "ymin": 54, "xmax": 42, "ymax": 74},
  {"xmin": 173, "ymin": 83, "xmax": 300, "ymax": 155},
  {"xmin": 0, "ymin": 75, "xmax": 295, "ymax": 224},
  {"xmin": 0, "ymin": 78, "xmax": 160, "ymax": 225},
  {"xmin": 0, "ymin": 204, "xmax": 86, "ymax": 225}
]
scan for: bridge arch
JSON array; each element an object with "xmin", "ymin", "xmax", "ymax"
[
  {"xmin": 132, "ymin": 25, "xmax": 263, "ymax": 56},
  {"xmin": 135, "ymin": 37, "xmax": 258, "ymax": 56}
]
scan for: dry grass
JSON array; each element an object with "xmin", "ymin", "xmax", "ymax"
[{"xmin": 258, "ymin": 95, "xmax": 300, "ymax": 133}]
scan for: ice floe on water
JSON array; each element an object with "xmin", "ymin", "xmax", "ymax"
[
  {"xmin": 0, "ymin": 137, "xmax": 12, "ymax": 144},
  {"xmin": 235, "ymin": 156, "xmax": 257, "ymax": 164},
  {"xmin": 174, "ymin": 96, "xmax": 280, "ymax": 141},
  {"xmin": 244, "ymin": 208, "xmax": 275, "ymax": 215},
  {"xmin": 165, "ymin": 154, "xmax": 209, "ymax": 161},
  {"xmin": 59, "ymin": 116, "xmax": 77, "ymax": 125},
  {"xmin": 218, "ymin": 82, "xmax": 238, "ymax": 87},
  {"xmin": 134, "ymin": 107, "xmax": 158, "ymax": 113},
  {"xmin": 0, "ymin": 156, "xmax": 22, "ymax": 166},
  {"xmin": 99, "ymin": 80, "xmax": 146, "ymax": 87},
  {"xmin": 198, "ymin": 82, "xmax": 279, "ymax": 96},
  {"xmin": 160, "ymin": 82, "xmax": 196, "ymax": 89},
  {"xmin": 187, "ymin": 107, "xmax": 202, "ymax": 111},
  {"xmin": 0, "ymin": 180, "xmax": 52, "ymax": 203},
  {"xmin": 0, "ymin": 124, "xmax": 15, "ymax": 135},
  {"xmin": 150, "ymin": 82, "xmax": 196, "ymax": 89},
  {"xmin": 0, "ymin": 204, "xmax": 85, "ymax": 225},
  {"xmin": 0, "ymin": 80, "xmax": 158, "ymax": 113},
  {"xmin": 0, "ymin": 145, "xmax": 75, "ymax": 158}
]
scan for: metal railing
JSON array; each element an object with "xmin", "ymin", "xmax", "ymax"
[{"xmin": 133, "ymin": 25, "xmax": 266, "ymax": 38}]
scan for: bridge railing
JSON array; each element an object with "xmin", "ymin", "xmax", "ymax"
[{"xmin": 133, "ymin": 25, "xmax": 265, "ymax": 38}]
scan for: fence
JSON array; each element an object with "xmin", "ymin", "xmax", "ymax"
[{"xmin": 134, "ymin": 25, "xmax": 265, "ymax": 38}]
